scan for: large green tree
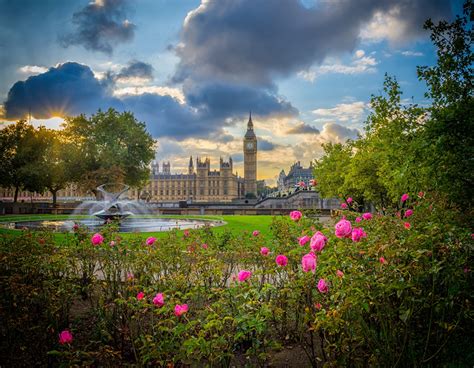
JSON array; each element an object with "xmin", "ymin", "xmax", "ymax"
[
  {"xmin": 0, "ymin": 121, "xmax": 47, "ymax": 202},
  {"xmin": 62, "ymin": 108, "xmax": 155, "ymax": 196},
  {"xmin": 417, "ymin": 1, "xmax": 473, "ymax": 208}
]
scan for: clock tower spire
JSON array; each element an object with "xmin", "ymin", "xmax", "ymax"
[{"xmin": 243, "ymin": 111, "xmax": 257, "ymax": 197}]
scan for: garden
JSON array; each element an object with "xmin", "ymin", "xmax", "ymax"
[{"xmin": 1, "ymin": 194, "xmax": 472, "ymax": 366}]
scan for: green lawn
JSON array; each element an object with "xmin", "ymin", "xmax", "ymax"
[{"xmin": 0, "ymin": 214, "xmax": 276, "ymax": 242}]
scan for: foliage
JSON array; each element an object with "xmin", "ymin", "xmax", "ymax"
[
  {"xmin": 0, "ymin": 200, "xmax": 472, "ymax": 366},
  {"xmin": 62, "ymin": 108, "xmax": 155, "ymax": 196},
  {"xmin": 313, "ymin": 3, "xmax": 473, "ymax": 212},
  {"xmin": 0, "ymin": 120, "xmax": 48, "ymax": 202}
]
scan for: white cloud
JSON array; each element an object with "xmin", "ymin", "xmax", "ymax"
[
  {"xmin": 113, "ymin": 86, "xmax": 186, "ymax": 104},
  {"xmin": 298, "ymin": 50, "xmax": 378, "ymax": 82},
  {"xmin": 359, "ymin": 7, "xmax": 408, "ymax": 44},
  {"xmin": 312, "ymin": 101, "xmax": 367, "ymax": 123},
  {"xmin": 18, "ymin": 65, "xmax": 48, "ymax": 76},
  {"xmin": 401, "ymin": 50, "xmax": 424, "ymax": 56}
]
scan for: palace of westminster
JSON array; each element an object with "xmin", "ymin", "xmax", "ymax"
[{"xmin": 1, "ymin": 114, "xmax": 259, "ymax": 203}]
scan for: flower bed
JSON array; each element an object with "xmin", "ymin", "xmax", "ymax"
[{"xmin": 0, "ymin": 194, "xmax": 472, "ymax": 366}]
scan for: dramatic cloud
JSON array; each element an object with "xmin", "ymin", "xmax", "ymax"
[
  {"xmin": 174, "ymin": 0, "xmax": 450, "ymax": 86},
  {"xmin": 60, "ymin": 0, "xmax": 136, "ymax": 54},
  {"xmin": 286, "ymin": 122, "xmax": 320, "ymax": 135},
  {"xmin": 18, "ymin": 65, "xmax": 49, "ymax": 76},
  {"xmin": 115, "ymin": 61, "xmax": 154, "ymax": 84},
  {"xmin": 312, "ymin": 101, "xmax": 367, "ymax": 123},
  {"xmin": 258, "ymin": 138, "xmax": 277, "ymax": 151},
  {"xmin": 298, "ymin": 50, "xmax": 378, "ymax": 82},
  {"xmin": 319, "ymin": 122, "xmax": 360, "ymax": 143},
  {"xmin": 3, "ymin": 62, "xmax": 121, "ymax": 119},
  {"xmin": 184, "ymin": 82, "xmax": 298, "ymax": 119}
]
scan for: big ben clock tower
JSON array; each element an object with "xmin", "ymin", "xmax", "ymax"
[{"xmin": 243, "ymin": 112, "xmax": 257, "ymax": 197}]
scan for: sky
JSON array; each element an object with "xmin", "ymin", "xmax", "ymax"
[{"xmin": 0, "ymin": 0, "xmax": 462, "ymax": 185}]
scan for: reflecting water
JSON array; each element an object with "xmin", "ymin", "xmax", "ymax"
[{"xmin": 0, "ymin": 217, "xmax": 224, "ymax": 233}]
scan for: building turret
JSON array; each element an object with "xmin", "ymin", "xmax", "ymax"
[{"xmin": 188, "ymin": 156, "xmax": 194, "ymax": 174}]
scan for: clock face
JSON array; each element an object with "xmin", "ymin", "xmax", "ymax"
[{"xmin": 246, "ymin": 142, "xmax": 254, "ymax": 149}]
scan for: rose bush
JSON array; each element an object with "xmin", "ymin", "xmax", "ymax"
[{"xmin": 0, "ymin": 195, "xmax": 472, "ymax": 366}]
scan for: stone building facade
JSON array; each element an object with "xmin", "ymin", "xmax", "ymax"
[{"xmin": 1, "ymin": 115, "xmax": 258, "ymax": 204}]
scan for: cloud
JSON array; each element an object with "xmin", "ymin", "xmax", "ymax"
[
  {"xmin": 400, "ymin": 50, "xmax": 424, "ymax": 56},
  {"xmin": 286, "ymin": 122, "xmax": 320, "ymax": 135},
  {"xmin": 18, "ymin": 65, "xmax": 49, "ymax": 76},
  {"xmin": 258, "ymin": 138, "xmax": 277, "ymax": 151},
  {"xmin": 3, "ymin": 62, "xmax": 121, "ymax": 119},
  {"xmin": 184, "ymin": 82, "xmax": 298, "ymax": 120},
  {"xmin": 115, "ymin": 61, "xmax": 154, "ymax": 84},
  {"xmin": 174, "ymin": 0, "xmax": 450, "ymax": 87},
  {"xmin": 60, "ymin": 0, "xmax": 136, "ymax": 54},
  {"xmin": 319, "ymin": 122, "xmax": 359, "ymax": 143},
  {"xmin": 312, "ymin": 101, "xmax": 367, "ymax": 123},
  {"xmin": 298, "ymin": 50, "xmax": 378, "ymax": 82},
  {"xmin": 113, "ymin": 85, "xmax": 185, "ymax": 103},
  {"xmin": 359, "ymin": 1, "xmax": 449, "ymax": 44}
]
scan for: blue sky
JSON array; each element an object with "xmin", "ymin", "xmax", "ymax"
[{"xmin": 0, "ymin": 0, "xmax": 461, "ymax": 184}]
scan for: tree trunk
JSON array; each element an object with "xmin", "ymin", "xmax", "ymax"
[
  {"xmin": 52, "ymin": 190, "xmax": 58, "ymax": 206},
  {"xmin": 14, "ymin": 186, "xmax": 19, "ymax": 203}
]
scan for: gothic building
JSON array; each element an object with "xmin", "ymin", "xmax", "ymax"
[
  {"xmin": 130, "ymin": 114, "xmax": 258, "ymax": 203},
  {"xmin": 1, "ymin": 115, "xmax": 259, "ymax": 204},
  {"xmin": 277, "ymin": 161, "xmax": 314, "ymax": 192}
]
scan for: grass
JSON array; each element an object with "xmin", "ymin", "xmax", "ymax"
[{"xmin": 0, "ymin": 214, "xmax": 277, "ymax": 242}]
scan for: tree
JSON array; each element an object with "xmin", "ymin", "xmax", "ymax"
[
  {"xmin": 313, "ymin": 143, "xmax": 352, "ymax": 200},
  {"xmin": 417, "ymin": 1, "xmax": 474, "ymax": 208},
  {"xmin": 0, "ymin": 121, "xmax": 47, "ymax": 202},
  {"xmin": 33, "ymin": 129, "xmax": 76, "ymax": 205},
  {"xmin": 62, "ymin": 108, "xmax": 155, "ymax": 197}
]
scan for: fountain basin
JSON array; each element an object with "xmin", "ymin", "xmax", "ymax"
[{"xmin": 0, "ymin": 217, "xmax": 225, "ymax": 233}]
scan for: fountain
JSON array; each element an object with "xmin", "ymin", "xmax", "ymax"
[
  {"xmin": 0, "ymin": 183, "xmax": 225, "ymax": 233},
  {"xmin": 92, "ymin": 184, "xmax": 134, "ymax": 221}
]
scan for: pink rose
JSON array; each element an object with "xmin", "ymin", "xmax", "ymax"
[
  {"xmin": 183, "ymin": 229, "xmax": 190, "ymax": 237},
  {"xmin": 362, "ymin": 212, "xmax": 372, "ymax": 220},
  {"xmin": 202, "ymin": 243, "xmax": 208, "ymax": 249},
  {"xmin": 238, "ymin": 270, "xmax": 252, "ymax": 282},
  {"xmin": 404, "ymin": 209, "xmax": 413, "ymax": 218},
  {"xmin": 146, "ymin": 237, "xmax": 156, "ymax": 246},
  {"xmin": 401, "ymin": 193, "xmax": 409, "ymax": 202},
  {"xmin": 351, "ymin": 227, "xmax": 367, "ymax": 242},
  {"xmin": 72, "ymin": 224, "xmax": 79, "ymax": 231},
  {"xmin": 174, "ymin": 304, "xmax": 189, "ymax": 317},
  {"xmin": 418, "ymin": 191, "xmax": 425, "ymax": 198},
  {"xmin": 341, "ymin": 203, "xmax": 348, "ymax": 209},
  {"xmin": 59, "ymin": 329, "xmax": 73, "ymax": 345},
  {"xmin": 298, "ymin": 181, "xmax": 306, "ymax": 188},
  {"xmin": 315, "ymin": 302, "xmax": 322, "ymax": 310},
  {"xmin": 275, "ymin": 254, "xmax": 288, "ymax": 267},
  {"xmin": 317, "ymin": 279, "xmax": 329, "ymax": 293},
  {"xmin": 260, "ymin": 247, "xmax": 270, "ymax": 256},
  {"xmin": 298, "ymin": 235, "xmax": 310, "ymax": 246},
  {"xmin": 301, "ymin": 253, "xmax": 317, "ymax": 273},
  {"xmin": 379, "ymin": 257, "xmax": 387, "ymax": 264},
  {"xmin": 91, "ymin": 233, "xmax": 104, "ymax": 245},
  {"xmin": 153, "ymin": 293, "xmax": 165, "ymax": 307},
  {"xmin": 335, "ymin": 219, "xmax": 352, "ymax": 238},
  {"xmin": 336, "ymin": 269, "xmax": 344, "ymax": 278},
  {"xmin": 404, "ymin": 222, "xmax": 411, "ymax": 230},
  {"xmin": 355, "ymin": 217, "xmax": 362, "ymax": 223},
  {"xmin": 347, "ymin": 197, "xmax": 353, "ymax": 204},
  {"xmin": 310, "ymin": 232, "xmax": 327, "ymax": 252},
  {"xmin": 290, "ymin": 210, "xmax": 303, "ymax": 221},
  {"xmin": 137, "ymin": 291, "xmax": 145, "ymax": 301},
  {"xmin": 252, "ymin": 230, "xmax": 260, "ymax": 237}
]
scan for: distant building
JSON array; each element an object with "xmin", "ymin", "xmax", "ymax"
[
  {"xmin": 278, "ymin": 161, "xmax": 314, "ymax": 191},
  {"xmin": 130, "ymin": 113, "xmax": 258, "ymax": 203},
  {"xmin": 0, "ymin": 114, "xmax": 260, "ymax": 204}
]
